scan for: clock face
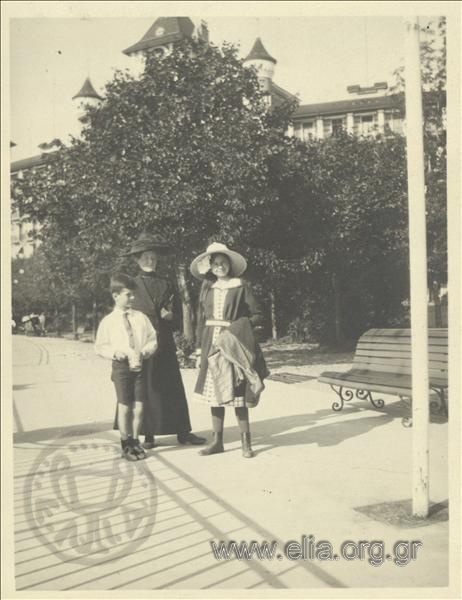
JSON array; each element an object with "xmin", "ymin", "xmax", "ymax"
[{"xmin": 155, "ymin": 27, "xmax": 165, "ymax": 37}]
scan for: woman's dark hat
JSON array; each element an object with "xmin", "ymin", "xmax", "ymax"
[{"xmin": 122, "ymin": 233, "xmax": 172, "ymax": 256}]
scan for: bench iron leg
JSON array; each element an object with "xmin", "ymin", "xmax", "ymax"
[
  {"xmin": 356, "ymin": 389, "xmax": 384, "ymax": 409},
  {"xmin": 330, "ymin": 385, "xmax": 353, "ymax": 411},
  {"xmin": 430, "ymin": 387, "xmax": 448, "ymax": 417},
  {"xmin": 399, "ymin": 396, "xmax": 413, "ymax": 427}
]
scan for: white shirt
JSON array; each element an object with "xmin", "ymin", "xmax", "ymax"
[{"xmin": 95, "ymin": 307, "xmax": 157, "ymax": 360}]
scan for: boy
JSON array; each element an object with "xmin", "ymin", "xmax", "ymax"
[{"xmin": 95, "ymin": 273, "xmax": 157, "ymax": 460}]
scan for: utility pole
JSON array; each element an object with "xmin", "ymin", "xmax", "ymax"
[{"xmin": 404, "ymin": 16, "xmax": 430, "ymax": 518}]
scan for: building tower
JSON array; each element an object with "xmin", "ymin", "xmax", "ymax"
[
  {"xmin": 243, "ymin": 37, "xmax": 277, "ymax": 99},
  {"xmin": 72, "ymin": 77, "xmax": 103, "ymax": 123},
  {"xmin": 123, "ymin": 17, "xmax": 208, "ymax": 76}
]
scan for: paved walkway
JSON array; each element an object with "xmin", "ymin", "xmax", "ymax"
[{"xmin": 11, "ymin": 335, "xmax": 449, "ymax": 591}]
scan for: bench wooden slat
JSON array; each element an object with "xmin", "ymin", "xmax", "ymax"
[
  {"xmin": 348, "ymin": 368, "xmax": 448, "ymax": 387},
  {"xmin": 354, "ymin": 356, "xmax": 448, "ymax": 369},
  {"xmin": 320, "ymin": 369, "xmax": 447, "ymax": 386},
  {"xmin": 355, "ymin": 351, "xmax": 448, "ymax": 365},
  {"xmin": 352, "ymin": 362, "xmax": 447, "ymax": 377},
  {"xmin": 356, "ymin": 343, "xmax": 448, "ymax": 357},
  {"xmin": 357, "ymin": 336, "xmax": 447, "ymax": 346},
  {"xmin": 355, "ymin": 351, "xmax": 448, "ymax": 362},
  {"xmin": 364, "ymin": 328, "xmax": 447, "ymax": 337},
  {"xmin": 319, "ymin": 371, "xmax": 447, "ymax": 390}
]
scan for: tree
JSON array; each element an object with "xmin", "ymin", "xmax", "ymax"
[
  {"xmin": 390, "ymin": 16, "xmax": 447, "ymax": 287},
  {"xmin": 12, "ymin": 37, "xmax": 296, "ymax": 341}
]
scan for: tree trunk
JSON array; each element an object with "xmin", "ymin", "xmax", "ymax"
[
  {"xmin": 269, "ymin": 288, "xmax": 278, "ymax": 340},
  {"xmin": 92, "ymin": 299, "xmax": 98, "ymax": 341},
  {"xmin": 176, "ymin": 264, "xmax": 194, "ymax": 343},
  {"xmin": 332, "ymin": 273, "xmax": 344, "ymax": 348},
  {"xmin": 71, "ymin": 302, "xmax": 77, "ymax": 340}
]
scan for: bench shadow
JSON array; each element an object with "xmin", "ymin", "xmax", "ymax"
[
  {"xmin": 197, "ymin": 404, "xmax": 394, "ymax": 452},
  {"xmin": 13, "ymin": 421, "xmax": 114, "ymax": 444},
  {"xmin": 13, "ymin": 384, "xmax": 37, "ymax": 391}
]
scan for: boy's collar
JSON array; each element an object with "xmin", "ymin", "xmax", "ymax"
[{"xmin": 114, "ymin": 306, "xmax": 134, "ymax": 314}]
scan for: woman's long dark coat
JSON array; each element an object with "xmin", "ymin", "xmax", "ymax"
[{"xmin": 114, "ymin": 271, "xmax": 192, "ymax": 435}]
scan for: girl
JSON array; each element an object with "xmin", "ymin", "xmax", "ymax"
[{"xmin": 190, "ymin": 242, "xmax": 268, "ymax": 458}]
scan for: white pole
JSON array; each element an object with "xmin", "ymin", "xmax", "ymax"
[{"xmin": 404, "ymin": 16, "xmax": 430, "ymax": 518}]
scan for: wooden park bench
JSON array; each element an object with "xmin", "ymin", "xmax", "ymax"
[{"xmin": 318, "ymin": 329, "xmax": 448, "ymax": 426}]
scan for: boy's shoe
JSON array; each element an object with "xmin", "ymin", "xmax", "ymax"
[
  {"xmin": 120, "ymin": 439, "xmax": 138, "ymax": 461},
  {"xmin": 132, "ymin": 438, "xmax": 147, "ymax": 459}
]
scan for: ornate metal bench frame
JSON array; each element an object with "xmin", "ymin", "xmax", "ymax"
[{"xmin": 329, "ymin": 384, "xmax": 448, "ymax": 427}]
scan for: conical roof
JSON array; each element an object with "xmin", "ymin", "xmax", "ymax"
[
  {"xmin": 123, "ymin": 17, "xmax": 195, "ymax": 55},
  {"xmin": 72, "ymin": 78, "xmax": 103, "ymax": 101},
  {"xmin": 244, "ymin": 37, "xmax": 276, "ymax": 64}
]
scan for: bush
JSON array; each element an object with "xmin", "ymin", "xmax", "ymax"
[{"xmin": 174, "ymin": 332, "xmax": 196, "ymax": 368}]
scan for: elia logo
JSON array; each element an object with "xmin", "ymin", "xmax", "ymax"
[{"xmin": 24, "ymin": 432, "xmax": 158, "ymax": 566}]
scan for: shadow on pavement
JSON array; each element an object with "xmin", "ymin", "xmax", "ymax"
[
  {"xmin": 263, "ymin": 348, "xmax": 353, "ymax": 369},
  {"xmin": 354, "ymin": 498, "xmax": 449, "ymax": 528},
  {"xmin": 13, "ymin": 421, "xmax": 114, "ymax": 444},
  {"xmin": 228, "ymin": 408, "xmax": 394, "ymax": 452}
]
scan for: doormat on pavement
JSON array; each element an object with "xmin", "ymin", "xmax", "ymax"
[
  {"xmin": 354, "ymin": 499, "xmax": 448, "ymax": 528},
  {"xmin": 267, "ymin": 372, "xmax": 317, "ymax": 384}
]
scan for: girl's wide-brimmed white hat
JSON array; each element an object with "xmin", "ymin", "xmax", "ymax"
[{"xmin": 190, "ymin": 242, "xmax": 247, "ymax": 280}]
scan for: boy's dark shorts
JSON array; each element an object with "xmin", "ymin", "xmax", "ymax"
[{"xmin": 111, "ymin": 360, "xmax": 146, "ymax": 406}]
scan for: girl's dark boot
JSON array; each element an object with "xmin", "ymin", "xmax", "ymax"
[
  {"xmin": 241, "ymin": 432, "xmax": 255, "ymax": 458},
  {"xmin": 199, "ymin": 432, "xmax": 224, "ymax": 456}
]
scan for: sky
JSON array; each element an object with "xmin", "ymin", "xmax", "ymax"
[{"xmin": 8, "ymin": 9, "xmax": 439, "ymax": 161}]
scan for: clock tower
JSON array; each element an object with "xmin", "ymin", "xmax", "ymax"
[
  {"xmin": 123, "ymin": 17, "xmax": 208, "ymax": 75},
  {"xmin": 243, "ymin": 37, "xmax": 277, "ymax": 96}
]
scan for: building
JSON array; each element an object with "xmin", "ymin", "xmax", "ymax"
[
  {"xmin": 291, "ymin": 91, "xmax": 404, "ymax": 140},
  {"xmin": 10, "ymin": 17, "xmax": 405, "ymax": 257}
]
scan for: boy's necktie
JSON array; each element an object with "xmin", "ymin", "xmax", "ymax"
[{"xmin": 123, "ymin": 311, "xmax": 135, "ymax": 349}]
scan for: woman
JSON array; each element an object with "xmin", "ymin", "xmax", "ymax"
[
  {"xmin": 190, "ymin": 242, "xmax": 269, "ymax": 458},
  {"xmin": 119, "ymin": 233, "xmax": 206, "ymax": 448}
]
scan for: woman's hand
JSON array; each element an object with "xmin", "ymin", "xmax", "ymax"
[
  {"xmin": 160, "ymin": 308, "xmax": 173, "ymax": 321},
  {"xmin": 195, "ymin": 349, "xmax": 201, "ymax": 369}
]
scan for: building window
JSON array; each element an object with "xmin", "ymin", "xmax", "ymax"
[
  {"xmin": 384, "ymin": 110, "xmax": 403, "ymax": 135},
  {"xmin": 293, "ymin": 120, "xmax": 315, "ymax": 141},
  {"xmin": 354, "ymin": 112, "xmax": 377, "ymax": 136},
  {"xmin": 331, "ymin": 118, "xmax": 344, "ymax": 136},
  {"xmin": 323, "ymin": 115, "xmax": 346, "ymax": 137},
  {"xmin": 302, "ymin": 121, "xmax": 315, "ymax": 140}
]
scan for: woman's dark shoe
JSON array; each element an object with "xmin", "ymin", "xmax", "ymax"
[
  {"xmin": 121, "ymin": 439, "xmax": 138, "ymax": 461},
  {"xmin": 132, "ymin": 438, "xmax": 147, "ymax": 459},
  {"xmin": 241, "ymin": 432, "xmax": 255, "ymax": 458},
  {"xmin": 178, "ymin": 432, "xmax": 207, "ymax": 445},
  {"xmin": 199, "ymin": 432, "xmax": 224, "ymax": 456},
  {"xmin": 143, "ymin": 436, "xmax": 157, "ymax": 449}
]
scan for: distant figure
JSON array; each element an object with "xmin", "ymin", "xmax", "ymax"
[
  {"xmin": 38, "ymin": 312, "xmax": 46, "ymax": 334},
  {"xmin": 22, "ymin": 314, "xmax": 33, "ymax": 336},
  {"xmin": 30, "ymin": 313, "xmax": 41, "ymax": 336}
]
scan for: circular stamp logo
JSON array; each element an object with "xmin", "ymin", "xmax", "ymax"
[{"xmin": 24, "ymin": 432, "xmax": 157, "ymax": 566}]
